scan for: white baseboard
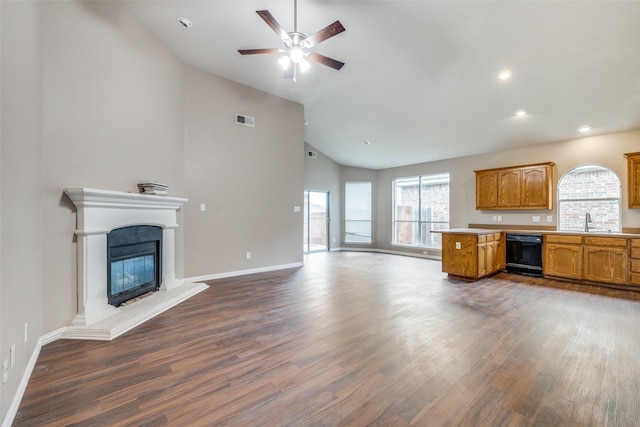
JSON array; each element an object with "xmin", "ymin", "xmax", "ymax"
[
  {"xmin": 1, "ymin": 325, "xmax": 65, "ymax": 427},
  {"xmin": 184, "ymin": 262, "xmax": 304, "ymax": 283}
]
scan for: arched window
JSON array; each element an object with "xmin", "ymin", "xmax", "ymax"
[{"xmin": 557, "ymin": 165, "xmax": 621, "ymax": 232}]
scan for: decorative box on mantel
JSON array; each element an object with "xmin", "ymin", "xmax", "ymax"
[{"xmin": 63, "ymin": 188, "xmax": 208, "ymax": 340}]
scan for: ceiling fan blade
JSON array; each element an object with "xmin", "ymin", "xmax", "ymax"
[
  {"xmin": 302, "ymin": 21, "xmax": 345, "ymax": 48},
  {"xmin": 256, "ymin": 10, "xmax": 291, "ymax": 44},
  {"xmin": 307, "ymin": 52, "xmax": 345, "ymax": 70},
  {"xmin": 238, "ymin": 48, "xmax": 284, "ymax": 55}
]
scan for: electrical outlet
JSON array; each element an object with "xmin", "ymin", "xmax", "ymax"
[
  {"xmin": 3, "ymin": 359, "xmax": 8, "ymax": 384},
  {"xmin": 24, "ymin": 322, "xmax": 28, "ymax": 343},
  {"xmin": 245, "ymin": 252, "xmax": 251, "ymax": 260},
  {"xmin": 455, "ymin": 242, "xmax": 461, "ymax": 250},
  {"xmin": 492, "ymin": 215, "xmax": 497, "ymax": 222},
  {"xmin": 200, "ymin": 204, "xmax": 206, "ymax": 212},
  {"xmin": 10, "ymin": 344, "xmax": 15, "ymax": 369},
  {"xmin": 497, "ymin": 215, "xmax": 503, "ymax": 222},
  {"xmin": 532, "ymin": 215, "xmax": 541, "ymax": 223},
  {"xmin": 547, "ymin": 215, "xmax": 553, "ymax": 223}
]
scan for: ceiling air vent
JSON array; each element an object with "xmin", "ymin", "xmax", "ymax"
[
  {"xmin": 236, "ymin": 113, "xmax": 255, "ymax": 127},
  {"xmin": 307, "ymin": 151, "xmax": 318, "ymax": 158}
]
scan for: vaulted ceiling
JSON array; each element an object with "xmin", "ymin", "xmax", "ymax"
[{"xmin": 123, "ymin": 1, "xmax": 640, "ymax": 170}]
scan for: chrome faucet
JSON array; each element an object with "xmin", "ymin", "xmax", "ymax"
[{"xmin": 584, "ymin": 212, "xmax": 593, "ymax": 232}]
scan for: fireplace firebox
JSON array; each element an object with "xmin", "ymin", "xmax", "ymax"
[{"xmin": 107, "ymin": 225, "xmax": 162, "ymax": 307}]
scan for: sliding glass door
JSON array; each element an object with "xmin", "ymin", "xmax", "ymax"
[{"xmin": 303, "ymin": 191, "xmax": 329, "ymax": 253}]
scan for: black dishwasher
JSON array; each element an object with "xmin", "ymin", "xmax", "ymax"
[{"xmin": 505, "ymin": 233, "xmax": 543, "ymax": 276}]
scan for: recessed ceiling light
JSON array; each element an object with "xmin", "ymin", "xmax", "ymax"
[
  {"xmin": 498, "ymin": 70, "xmax": 512, "ymax": 80},
  {"xmin": 515, "ymin": 108, "xmax": 528, "ymax": 117},
  {"xmin": 363, "ymin": 140, "xmax": 371, "ymax": 145},
  {"xmin": 177, "ymin": 17, "xmax": 193, "ymax": 28},
  {"xmin": 577, "ymin": 125, "xmax": 592, "ymax": 133}
]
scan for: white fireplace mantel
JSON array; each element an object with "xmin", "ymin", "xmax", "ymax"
[{"xmin": 63, "ymin": 188, "xmax": 208, "ymax": 340}]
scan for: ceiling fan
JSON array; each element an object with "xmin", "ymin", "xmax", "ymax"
[{"xmin": 238, "ymin": 0, "xmax": 346, "ymax": 81}]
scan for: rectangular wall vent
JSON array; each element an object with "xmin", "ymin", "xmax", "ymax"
[
  {"xmin": 308, "ymin": 151, "xmax": 318, "ymax": 158},
  {"xmin": 236, "ymin": 113, "xmax": 255, "ymax": 127}
]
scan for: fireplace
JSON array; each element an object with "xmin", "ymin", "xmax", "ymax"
[
  {"xmin": 63, "ymin": 187, "xmax": 208, "ymax": 340},
  {"xmin": 107, "ymin": 225, "xmax": 162, "ymax": 306}
]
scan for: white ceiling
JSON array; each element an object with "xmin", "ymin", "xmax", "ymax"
[{"xmin": 122, "ymin": 1, "xmax": 640, "ymax": 170}]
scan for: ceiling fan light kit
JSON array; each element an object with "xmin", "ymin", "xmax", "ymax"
[{"xmin": 238, "ymin": 0, "xmax": 346, "ymax": 81}]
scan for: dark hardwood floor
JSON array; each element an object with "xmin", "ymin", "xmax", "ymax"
[{"xmin": 14, "ymin": 252, "xmax": 640, "ymax": 426}]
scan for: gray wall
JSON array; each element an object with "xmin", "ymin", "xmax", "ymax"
[
  {"xmin": 184, "ymin": 67, "xmax": 304, "ymax": 276},
  {"xmin": 0, "ymin": 1, "xmax": 303, "ymax": 421},
  {"xmin": 304, "ymin": 142, "xmax": 341, "ymax": 250}
]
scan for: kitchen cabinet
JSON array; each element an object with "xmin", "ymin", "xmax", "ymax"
[
  {"xmin": 583, "ymin": 237, "xmax": 628, "ymax": 285},
  {"xmin": 476, "ymin": 171, "xmax": 498, "ymax": 209},
  {"xmin": 543, "ymin": 235, "xmax": 583, "ymax": 280},
  {"xmin": 630, "ymin": 239, "xmax": 640, "ymax": 285},
  {"xmin": 475, "ymin": 162, "xmax": 554, "ymax": 210},
  {"xmin": 625, "ymin": 152, "xmax": 640, "ymax": 208},
  {"xmin": 442, "ymin": 230, "xmax": 502, "ymax": 280}
]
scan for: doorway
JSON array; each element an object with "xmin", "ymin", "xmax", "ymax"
[{"xmin": 304, "ymin": 190, "xmax": 329, "ymax": 253}]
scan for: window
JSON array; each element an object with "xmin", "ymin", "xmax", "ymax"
[
  {"xmin": 393, "ymin": 173, "xmax": 450, "ymax": 248},
  {"xmin": 344, "ymin": 181, "xmax": 372, "ymax": 243},
  {"xmin": 558, "ymin": 165, "xmax": 621, "ymax": 232}
]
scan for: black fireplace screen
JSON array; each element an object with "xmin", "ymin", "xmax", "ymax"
[{"xmin": 107, "ymin": 226, "xmax": 162, "ymax": 306}]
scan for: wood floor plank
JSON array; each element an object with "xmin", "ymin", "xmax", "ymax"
[{"xmin": 13, "ymin": 252, "xmax": 640, "ymax": 426}]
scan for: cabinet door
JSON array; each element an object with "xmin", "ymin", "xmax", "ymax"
[
  {"xmin": 442, "ymin": 234, "xmax": 478, "ymax": 278},
  {"xmin": 627, "ymin": 153, "xmax": 640, "ymax": 208},
  {"xmin": 484, "ymin": 240, "xmax": 499, "ymax": 274},
  {"xmin": 477, "ymin": 243, "xmax": 488, "ymax": 277},
  {"xmin": 498, "ymin": 169, "xmax": 521, "ymax": 208},
  {"xmin": 476, "ymin": 171, "xmax": 498, "ymax": 209},
  {"xmin": 521, "ymin": 166, "xmax": 551, "ymax": 209},
  {"xmin": 583, "ymin": 246, "xmax": 628, "ymax": 285},
  {"xmin": 543, "ymin": 243, "xmax": 583, "ymax": 279}
]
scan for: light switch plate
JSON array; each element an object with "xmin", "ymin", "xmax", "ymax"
[
  {"xmin": 455, "ymin": 242, "xmax": 461, "ymax": 250},
  {"xmin": 532, "ymin": 215, "xmax": 541, "ymax": 223}
]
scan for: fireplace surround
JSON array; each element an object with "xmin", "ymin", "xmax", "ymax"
[{"xmin": 64, "ymin": 188, "xmax": 208, "ymax": 340}]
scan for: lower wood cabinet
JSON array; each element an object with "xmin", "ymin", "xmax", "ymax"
[
  {"xmin": 629, "ymin": 239, "xmax": 640, "ymax": 285},
  {"xmin": 583, "ymin": 237, "xmax": 628, "ymax": 285},
  {"xmin": 543, "ymin": 242, "xmax": 583, "ymax": 280},
  {"xmin": 543, "ymin": 234, "xmax": 631, "ymax": 286},
  {"xmin": 442, "ymin": 231, "xmax": 501, "ymax": 280}
]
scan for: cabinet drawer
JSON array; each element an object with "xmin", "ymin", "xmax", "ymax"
[
  {"xmin": 584, "ymin": 236, "xmax": 628, "ymax": 247},
  {"xmin": 630, "ymin": 272, "xmax": 640, "ymax": 286},
  {"xmin": 631, "ymin": 239, "xmax": 640, "ymax": 248},
  {"xmin": 545, "ymin": 235, "xmax": 582, "ymax": 245},
  {"xmin": 631, "ymin": 260, "xmax": 640, "ymax": 273},
  {"xmin": 478, "ymin": 235, "xmax": 487, "ymax": 243},
  {"xmin": 631, "ymin": 248, "xmax": 640, "ymax": 259}
]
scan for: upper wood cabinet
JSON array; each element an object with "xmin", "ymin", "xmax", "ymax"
[
  {"xmin": 624, "ymin": 152, "xmax": 640, "ymax": 208},
  {"xmin": 475, "ymin": 162, "xmax": 554, "ymax": 210},
  {"xmin": 476, "ymin": 171, "xmax": 498, "ymax": 209}
]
